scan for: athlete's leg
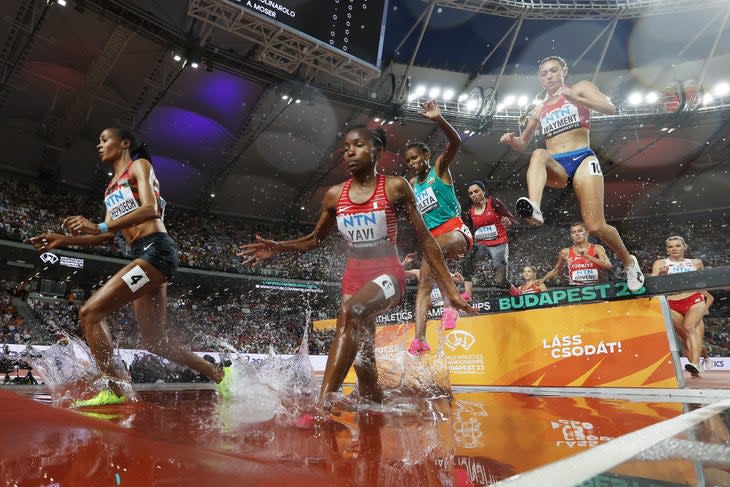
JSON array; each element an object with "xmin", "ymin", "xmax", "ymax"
[
  {"xmin": 670, "ymin": 309, "xmax": 689, "ymax": 356},
  {"xmin": 319, "ymin": 275, "xmax": 403, "ymax": 405},
  {"xmin": 681, "ymin": 302, "xmax": 707, "ymax": 368},
  {"xmin": 461, "ymin": 246, "xmax": 478, "ymax": 299},
  {"xmin": 413, "ymin": 231, "xmax": 469, "ymax": 343},
  {"xmin": 414, "ymin": 257, "xmax": 436, "ymax": 343},
  {"xmin": 526, "ymin": 148, "xmax": 569, "ymax": 206},
  {"xmin": 488, "ymin": 244, "xmax": 509, "ymax": 288},
  {"xmin": 78, "ymin": 259, "xmax": 164, "ymax": 381},
  {"xmin": 134, "ymin": 283, "xmax": 223, "ymax": 383},
  {"xmin": 572, "ymin": 157, "xmax": 633, "ymax": 266}
]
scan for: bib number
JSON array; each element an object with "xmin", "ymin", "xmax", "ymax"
[
  {"xmin": 474, "ymin": 224, "xmax": 498, "ymax": 240},
  {"xmin": 416, "ymin": 187, "xmax": 438, "ymax": 215},
  {"xmin": 571, "ymin": 268, "xmax": 598, "ymax": 283},
  {"xmin": 337, "ymin": 210, "xmax": 387, "ymax": 248},
  {"xmin": 105, "ymin": 185, "xmax": 140, "ymax": 220}
]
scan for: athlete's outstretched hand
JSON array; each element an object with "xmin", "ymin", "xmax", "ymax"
[
  {"xmin": 446, "ymin": 291, "xmax": 479, "ymax": 316},
  {"xmin": 401, "ymin": 252, "xmax": 418, "ymax": 267},
  {"xmin": 63, "ymin": 215, "xmax": 99, "ymax": 235},
  {"xmin": 26, "ymin": 231, "xmax": 67, "ymax": 252},
  {"xmin": 418, "ymin": 100, "xmax": 442, "ymax": 120},
  {"xmin": 238, "ymin": 235, "xmax": 280, "ymax": 267},
  {"xmin": 499, "ymin": 132, "xmax": 518, "ymax": 146}
]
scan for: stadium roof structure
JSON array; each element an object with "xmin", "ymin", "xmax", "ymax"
[{"xmin": 0, "ymin": 0, "xmax": 728, "ymax": 224}]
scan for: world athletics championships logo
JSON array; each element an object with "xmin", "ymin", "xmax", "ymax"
[
  {"xmin": 445, "ymin": 330, "xmax": 477, "ymax": 351},
  {"xmin": 40, "ymin": 252, "xmax": 59, "ymax": 264}
]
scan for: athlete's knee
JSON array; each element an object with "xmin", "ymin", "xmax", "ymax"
[
  {"xmin": 530, "ymin": 148, "xmax": 550, "ymax": 165},
  {"xmin": 142, "ymin": 336, "xmax": 167, "ymax": 356},
  {"xmin": 79, "ymin": 301, "xmax": 104, "ymax": 327},
  {"xmin": 583, "ymin": 220, "xmax": 610, "ymax": 235},
  {"xmin": 341, "ymin": 301, "xmax": 370, "ymax": 328}
]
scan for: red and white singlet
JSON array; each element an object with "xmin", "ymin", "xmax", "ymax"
[
  {"xmin": 664, "ymin": 258, "xmax": 699, "ymax": 275},
  {"xmin": 567, "ymin": 245, "xmax": 601, "ymax": 286},
  {"xmin": 539, "ymin": 92, "xmax": 591, "ymax": 139},
  {"xmin": 470, "ymin": 197, "xmax": 508, "ymax": 246},
  {"xmin": 104, "ymin": 160, "xmax": 165, "ymax": 221},
  {"xmin": 336, "ymin": 175, "xmax": 405, "ymax": 296}
]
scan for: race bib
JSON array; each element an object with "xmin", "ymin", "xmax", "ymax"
[
  {"xmin": 571, "ymin": 268, "xmax": 599, "ymax": 283},
  {"xmin": 430, "ymin": 287, "xmax": 444, "ymax": 307},
  {"xmin": 105, "ymin": 185, "xmax": 140, "ymax": 220},
  {"xmin": 416, "ymin": 187, "xmax": 439, "ymax": 215},
  {"xmin": 474, "ymin": 224, "xmax": 498, "ymax": 240},
  {"xmin": 667, "ymin": 263, "xmax": 695, "ymax": 274},
  {"xmin": 337, "ymin": 210, "xmax": 387, "ymax": 248},
  {"xmin": 541, "ymin": 103, "xmax": 581, "ymax": 137}
]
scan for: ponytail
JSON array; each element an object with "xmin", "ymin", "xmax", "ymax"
[{"xmin": 111, "ymin": 127, "xmax": 153, "ymax": 163}]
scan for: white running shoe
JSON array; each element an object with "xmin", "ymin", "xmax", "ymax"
[
  {"xmin": 624, "ymin": 254, "xmax": 644, "ymax": 292},
  {"xmin": 684, "ymin": 362, "xmax": 703, "ymax": 378},
  {"xmin": 515, "ymin": 197, "xmax": 544, "ymax": 226}
]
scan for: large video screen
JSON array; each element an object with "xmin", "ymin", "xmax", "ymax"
[{"xmin": 229, "ymin": 0, "xmax": 388, "ymax": 67}]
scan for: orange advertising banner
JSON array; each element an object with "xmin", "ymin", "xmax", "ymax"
[
  {"xmin": 450, "ymin": 392, "xmax": 694, "ymax": 485},
  {"xmin": 337, "ymin": 297, "xmax": 679, "ymax": 388}
]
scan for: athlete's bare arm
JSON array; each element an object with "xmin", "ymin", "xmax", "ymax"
[
  {"xmin": 499, "ymin": 104, "xmax": 542, "ymax": 153},
  {"xmin": 63, "ymin": 159, "xmax": 162, "ymax": 236},
  {"xmin": 542, "ymin": 248, "xmax": 569, "ymax": 282},
  {"xmin": 557, "ymin": 81, "xmax": 615, "ymax": 115},
  {"xmin": 239, "ymin": 184, "xmax": 340, "ymax": 266},
  {"xmin": 388, "ymin": 176, "xmax": 474, "ymax": 315},
  {"xmin": 418, "ymin": 100, "xmax": 461, "ymax": 183}
]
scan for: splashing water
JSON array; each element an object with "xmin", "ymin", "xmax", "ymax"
[
  {"xmin": 217, "ymin": 325, "xmax": 319, "ymax": 427},
  {"xmin": 26, "ymin": 336, "xmax": 137, "ymax": 407}
]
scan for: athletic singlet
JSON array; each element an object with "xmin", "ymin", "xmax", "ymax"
[
  {"xmin": 567, "ymin": 245, "xmax": 601, "ymax": 285},
  {"xmin": 336, "ymin": 174, "xmax": 398, "ymax": 249},
  {"xmin": 104, "ymin": 160, "xmax": 165, "ymax": 221},
  {"xmin": 539, "ymin": 92, "xmax": 591, "ymax": 139},
  {"xmin": 413, "ymin": 166, "xmax": 461, "ymax": 230},
  {"xmin": 470, "ymin": 197, "xmax": 508, "ymax": 246},
  {"xmin": 518, "ymin": 282, "xmax": 543, "ymax": 294},
  {"xmin": 664, "ymin": 258, "xmax": 699, "ymax": 274}
]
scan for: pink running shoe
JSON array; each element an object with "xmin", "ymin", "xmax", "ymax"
[
  {"xmin": 460, "ymin": 292, "xmax": 472, "ymax": 302},
  {"xmin": 441, "ymin": 307, "xmax": 459, "ymax": 330},
  {"xmin": 294, "ymin": 413, "xmax": 315, "ymax": 429},
  {"xmin": 408, "ymin": 338, "xmax": 431, "ymax": 355}
]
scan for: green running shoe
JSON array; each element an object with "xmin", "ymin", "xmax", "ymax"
[
  {"xmin": 216, "ymin": 367, "xmax": 234, "ymax": 399},
  {"xmin": 72, "ymin": 389, "xmax": 127, "ymax": 408}
]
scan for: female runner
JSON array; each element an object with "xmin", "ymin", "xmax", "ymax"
[
  {"xmin": 499, "ymin": 55, "xmax": 644, "ymax": 291},
  {"xmin": 240, "ymin": 126, "xmax": 474, "ymax": 406},
  {"xmin": 407, "ymin": 101, "xmax": 472, "ymax": 354},
  {"xmin": 651, "ymin": 236, "xmax": 713, "ymax": 377},
  {"xmin": 29, "ymin": 127, "xmax": 225, "ymax": 406},
  {"xmin": 462, "ymin": 181, "xmax": 516, "ymax": 297}
]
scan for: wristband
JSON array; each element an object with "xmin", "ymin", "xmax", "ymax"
[{"xmin": 98, "ymin": 222, "xmax": 109, "ymax": 233}]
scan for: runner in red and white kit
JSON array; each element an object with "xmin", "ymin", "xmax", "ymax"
[
  {"xmin": 499, "ymin": 55, "xmax": 644, "ymax": 292},
  {"xmin": 27, "ymin": 127, "xmax": 225, "ymax": 406},
  {"xmin": 240, "ymin": 127, "xmax": 474, "ymax": 407},
  {"xmin": 651, "ymin": 236, "xmax": 713, "ymax": 377},
  {"xmin": 462, "ymin": 181, "xmax": 517, "ymax": 298},
  {"xmin": 516, "ymin": 265, "xmax": 547, "ymax": 294},
  {"xmin": 541, "ymin": 222, "xmax": 612, "ymax": 286}
]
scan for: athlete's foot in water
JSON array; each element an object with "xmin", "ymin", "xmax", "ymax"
[
  {"xmin": 408, "ymin": 338, "xmax": 431, "ymax": 355},
  {"xmin": 215, "ymin": 366, "xmax": 234, "ymax": 399},
  {"xmin": 72, "ymin": 378, "xmax": 130, "ymax": 408},
  {"xmin": 440, "ymin": 307, "xmax": 459, "ymax": 330},
  {"xmin": 515, "ymin": 197, "xmax": 544, "ymax": 226}
]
